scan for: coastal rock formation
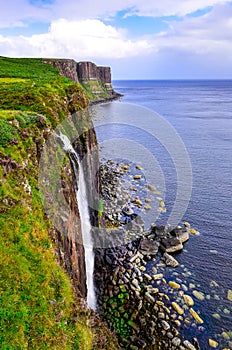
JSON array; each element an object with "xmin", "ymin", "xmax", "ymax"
[
  {"xmin": 43, "ymin": 58, "xmax": 119, "ymax": 100},
  {"xmin": 43, "ymin": 58, "xmax": 79, "ymax": 82}
]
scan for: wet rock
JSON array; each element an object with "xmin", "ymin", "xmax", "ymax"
[
  {"xmin": 170, "ymin": 227, "xmax": 189, "ymax": 243},
  {"xmin": 192, "ymin": 290, "xmax": 205, "ymax": 301},
  {"xmin": 169, "ymin": 281, "xmax": 181, "ymax": 289},
  {"xmin": 184, "ymin": 221, "xmax": 191, "ymax": 227},
  {"xmin": 192, "ymin": 338, "xmax": 200, "ymax": 350},
  {"xmin": 189, "ymin": 228, "xmax": 198, "ymax": 235},
  {"xmin": 144, "ymin": 273, "xmax": 152, "ymax": 281},
  {"xmin": 171, "ymin": 302, "xmax": 184, "ymax": 315},
  {"xmin": 183, "ymin": 294, "xmax": 194, "ymax": 307},
  {"xmin": 160, "ymin": 237, "xmax": 183, "ymax": 253},
  {"xmin": 189, "ymin": 308, "xmax": 204, "ymax": 324},
  {"xmin": 153, "ymin": 274, "xmax": 163, "ymax": 280},
  {"xmin": 163, "ymin": 252, "xmax": 179, "ymax": 267},
  {"xmin": 183, "ymin": 340, "xmax": 197, "ymax": 350},
  {"xmin": 227, "ymin": 289, "xmax": 232, "ymax": 301},
  {"xmin": 208, "ymin": 339, "xmax": 218, "ymax": 348}
]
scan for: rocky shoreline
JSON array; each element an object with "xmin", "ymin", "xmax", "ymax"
[{"xmin": 93, "ymin": 160, "xmax": 230, "ymax": 350}]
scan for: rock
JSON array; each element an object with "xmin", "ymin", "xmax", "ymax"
[
  {"xmin": 189, "ymin": 228, "xmax": 198, "ymax": 235},
  {"xmin": 145, "ymin": 198, "xmax": 151, "ymax": 203},
  {"xmin": 163, "ymin": 253, "xmax": 179, "ymax": 267},
  {"xmin": 145, "ymin": 292, "xmax": 155, "ymax": 303},
  {"xmin": 210, "ymin": 280, "xmax": 219, "ymax": 288},
  {"xmin": 184, "ymin": 221, "xmax": 191, "ymax": 227},
  {"xmin": 160, "ymin": 237, "xmax": 183, "ymax": 253},
  {"xmin": 134, "ymin": 175, "xmax": 142, "ymax": 180},
  {"xmin": 172, "ymin": 302, "xmax": 184, "ymax": 315},
  {"xmin": 133, "ymin": 199, "xmax": 143, "ymax": 207},
  {"xmin": 208, "ymin": 339, "xmax": 218, "ymax": 348},
  {"xmin": 192, "ymin": 338, "xmax": 200, "ymax": 350},
  {"xmin": 161, "ymin": 320, "xmax": 170, "ymax": 331},
  {"xmin": 132, "ymin": 279, "xmax": 140, "ymax": 289},
  {"xmin": 227, "ymin": 289, "xmax": 232, "ymax": 301},
  {"xmin": 159, "ymin": 200, "xmax": 165, "ymax": 207},
  {"xmin": 136, "ymin": 165, "xmax": 142, "ymax": 170},
  {"xmin": 144, "ymin": 273, "xmax": 152, "ymax": 281},
  {"xmin": 172, "ymin": 337, "xmax": 181, "ymax": 346},
  {"xmin": 130, "ymin": 252, "xmax": 140, "ymax": 263},
  {"xmin": 158, "ymin": 312, "xmax": 165, "ymax": 319},
  {"xmin": 139, "ymin": 238, "xmax": 159, "ymax": 256},
  {"xmin": 148, "ymin": 184, "xmax": 155, "ymax": 191},
  {"xmin": 189, "ymin": 308, "xmax": 204, "ymax": 324},
  {"xmin": 170, "ymin": 227, "xmax": 189, "ymax": 243},
  {"xmin": 144, "ymin": 204, "xmax": 151, "ymax": 210},
  {"xmin": 168, "ymin": 281, "xmax": 181, "ymax": 289},
  {"xmin": 183, "ymin": 340, "xmax": 197, "ymax": 350},
  {"xmin": 152, "ymin": 274, "xmax": 163, "ymax": 280},
  {"xmin": 183, "ymin": 294, "xmax": 194, "ymax": 307},
  {"xmin": 212, "ymin": 313, "xmax": 221, "ymax": 320},
  {"xmin": 139, "ymin": 266, "xmax": 146, "ymax": 272},
  {"xmin": 221, "ymin": 331, "xmax": 230, "ymax": 340},
  {"xmin": 192, "ymin": 290, "xmax": 205, "ymax": 301}
]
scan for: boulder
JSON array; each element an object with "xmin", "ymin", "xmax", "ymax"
[
  {"xmin": 139, "ymin": 238, "xmax": 159, "ymax": 256},
  {"xmin": 163, "ymin": 252, "xmax": 179, "ymax": 267},
  {"xmin": 160, "ymin": 237, "xmax": 183, "ymax": 253},
  {"xmin": 170, "ymin": 226, "xmax": 189, "ymax": 243}
]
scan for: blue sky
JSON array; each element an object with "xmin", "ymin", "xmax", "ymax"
[{"xmin": 1, "ymin": 0, "xmax": 232, "ymax": 79}]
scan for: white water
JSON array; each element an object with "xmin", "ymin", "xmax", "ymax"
[{"xmin": 59, "ymin": 133, "xmax": 96, "ymax": 310}]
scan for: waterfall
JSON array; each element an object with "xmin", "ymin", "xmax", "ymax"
[{"xmin": 59, "ymin": 133, "xmax": 96, "ymax": 310}]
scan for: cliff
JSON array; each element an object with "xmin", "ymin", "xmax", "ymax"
[
  {"xmin": 43, "ymin": 58, "xmax": 120, "ymax": 101},
  {"xmin": 0, "ymin": 56, "xmax": 118, "ymax": 349}
]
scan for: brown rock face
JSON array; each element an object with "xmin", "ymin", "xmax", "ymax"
[
  {"xmin": 43, "ymin": 58, "xmax": 79, "ymax": 82},
  {"xmin": 97, "ymin": 66, "xmax": 111, "ymax": 84},
  {"xmin": 77, "ymin": 62, "xmax": 112, "ymax": 87},
  {"xmin": 77, "ymin": 61, "xmax": 98, "ymax": 81},
  {"xmin": 53, "ymin": 162, "xmax": 87, "ymax": 297}
]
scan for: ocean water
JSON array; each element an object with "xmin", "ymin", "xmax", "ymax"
[{"xmin": 93, "ymin": 80, "xmax": 232, "ymax": 349}]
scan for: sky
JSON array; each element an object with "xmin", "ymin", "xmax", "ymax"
[{"xmin": 1, "ymin": 0, "xmax": 232, "ymax": 79}]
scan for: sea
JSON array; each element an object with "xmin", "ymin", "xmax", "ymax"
[{"xmin": 92, "ymin": 80, "xmax": 232, "ymax": 349}]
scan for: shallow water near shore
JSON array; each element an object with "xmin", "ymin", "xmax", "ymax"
[{"xmin": 92, "ymin": 80, "xmax": 232, "ymax": 349}]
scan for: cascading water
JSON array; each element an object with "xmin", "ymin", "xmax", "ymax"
[{"xmin": 59, "ymin": 133, "xmax": 96, "ymax": 310}]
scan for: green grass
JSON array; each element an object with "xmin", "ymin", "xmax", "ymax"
[{"xmin": 0, "ymin": 57, "xmax": 118, "ymax": 349}]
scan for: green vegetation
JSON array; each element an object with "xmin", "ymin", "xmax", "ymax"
[
  {"xmin": 79, "ymin": 80, "xmax": 111, "ymax": 101},
  {"xmin": 0, "ymin": 57, "xmax": 118, "ymax": 349}
]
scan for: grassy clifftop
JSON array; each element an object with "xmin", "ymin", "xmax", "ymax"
[{"xmin": 0, "ymin": 57, "xmax": 118, "ymax": 349}]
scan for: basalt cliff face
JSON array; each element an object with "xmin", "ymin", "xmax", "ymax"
[
  {"xmin": 43, "ymin": 58, "xmax": 120, "ymax": 101},
  {"xmin": 0, "ymin": 56, "xmax": 118, "ymax": 349}
]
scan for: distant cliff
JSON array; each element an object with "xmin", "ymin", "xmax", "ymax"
[{"xmin": 43, "ymin": 58, "xmax": 121, "ymax": 102}]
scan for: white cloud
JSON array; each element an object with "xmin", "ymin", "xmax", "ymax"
[
  {"xmin": 151, "ymin": 4, "xmax": 232, "ymax": 57},
  {"xmin": 123, "ymin": 0, "xmax": 230, "ymax": 17},
  {"xmin": 0, "ymin": 0, "xmax": 231, "ymax": 28},
  {"xmin": 0, "ymin": 19, "xmax": 153, "ymax": 59}
]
